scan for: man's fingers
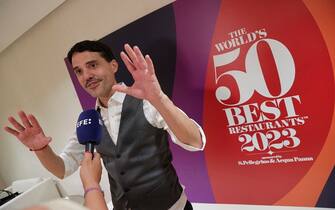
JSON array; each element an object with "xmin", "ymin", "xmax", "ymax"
[
  {"xmin": 28, "ymin": 114, "xmax": 42, "ymax": 130},
  {"xmin": 124, "ymin": 44, "xmax": 139, "ymax": 67},
  {"xmin": 112, "ymin": 84, "xmax": 131, "ymax": 95},
  {"xmin": 133, "ymin": 46, "xmax": 147, "ymax": 70},
  {"xmin": 18, "ymin": 111, "xmax": 33, "ymax": 128},
  {"xmin": 145, "ymin": 55, "xmax": 155, "ymax": 74},
  {"xmin": 113, "ymin": 84, "xmax": 142, "ymax": 99},
  {"xmin": 8, "ymin": 116, "xmax": 25, "ymax": 132},
  {"xmin": 133, "ymin": 46, "xmax": 145, "ymax": 60},
  {"xmin": 3, "ymin": 126, "xmax": 19, "ymax": 137},
  {"xmin": 120, "ymin": 51, "xmax": 136, "ymax": 73},
  {"xmin": 124, "ymin": 44, "xmax": 137, "ymax": 61}
]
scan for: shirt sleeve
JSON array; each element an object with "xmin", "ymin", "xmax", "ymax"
[
  {"xmin": 143, "ymin": 100, "xmax": 206, "ymax": 151},
  {"xmin": 59, "ymin": 131, "xmax": 85, "ymax": 177}
]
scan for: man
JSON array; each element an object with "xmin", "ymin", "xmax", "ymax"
[{"xmin": 4, "ymin": 40, "xmax": 205, "ymax": 210}]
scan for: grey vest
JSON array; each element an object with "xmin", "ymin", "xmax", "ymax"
[{"xmin": 96, "ymin": 95, "xmax": 183, "ymax": 210}]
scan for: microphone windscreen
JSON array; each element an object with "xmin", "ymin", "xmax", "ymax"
[{"xmin": 76, "ymin": 109, "xmax": 102, "ymax": 145}]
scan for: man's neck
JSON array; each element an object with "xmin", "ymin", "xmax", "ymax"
[
  {"xmin": 98, "ymin": 96, "xmax": 111, "ymax": 108},
  {"xmin": 98, "ymin": 87, "xmax": 117, "ymax": 107}
]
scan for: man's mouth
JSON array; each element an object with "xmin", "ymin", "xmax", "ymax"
[{"xmin": 86, "ymin": 80, "xmax": 101, "ymax": 89}]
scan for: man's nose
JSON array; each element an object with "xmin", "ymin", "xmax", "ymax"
[{"xmin": 83, "ymin": 69, "xmax": 93, "ymax": 81}]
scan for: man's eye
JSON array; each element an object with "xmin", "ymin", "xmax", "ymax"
[
  {"xmin": 74, "ymin": 69, "xmax": 81, "ymax": 75},
  {"xmin": 89, "ymin": 63, "xmax": 97, "ymax": 68}
]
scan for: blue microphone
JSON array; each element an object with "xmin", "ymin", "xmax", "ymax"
[{"xmin": 76, "ymin": 109, "xmax": 102, "ymax": 154}]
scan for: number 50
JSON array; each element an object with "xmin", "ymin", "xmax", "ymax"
[{"xmin": 213, "ymin": 39, "xmax": 295, "ymax": 106}]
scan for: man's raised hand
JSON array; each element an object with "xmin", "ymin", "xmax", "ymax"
[
  {"xmin": 4, "ymin": 111, "xmax": 51, "ymax": 151},
  {"xmin": 112, "ymin": 44, "xmax": 163, "ymax": 103}
]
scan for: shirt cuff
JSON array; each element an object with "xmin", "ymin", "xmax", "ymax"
[{"xmin": 169, "ymin": 119, "xmax": 206, "ymax": 151}]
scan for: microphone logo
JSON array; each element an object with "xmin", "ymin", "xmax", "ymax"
[{"xmin": 76, "ymin": 118, "xmax": 92, "ymax": 128}]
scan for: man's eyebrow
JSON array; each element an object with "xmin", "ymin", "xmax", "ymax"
[
  {"xmin": 72, "ymin": 60, "xmax": 97, "ymax": 71},
  {"xmin": 86, "ymin": 60, "xmax": 98, "ymax": 65}
]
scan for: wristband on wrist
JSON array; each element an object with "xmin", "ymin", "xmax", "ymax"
[
  {"xmin": 29, "ymin": 143, "xmax": 49, "ymax": 151},
  {"xmin": 84, "ymin": 187, "xmax": 104, "ymax": 197}
]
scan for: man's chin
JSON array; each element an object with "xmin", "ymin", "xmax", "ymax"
[{"xmin": 86, "ymin": 89, "xmax": 99, "ymax": 98}]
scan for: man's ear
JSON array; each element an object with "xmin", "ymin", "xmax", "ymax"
[{"xmin": 110, "ymin": 59, "xmax": 118, "ymax": 73}]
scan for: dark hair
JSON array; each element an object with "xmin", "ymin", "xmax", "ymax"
[{"xmin": 67, "ymin": 40, "xmax": 116, "ymax": 64}]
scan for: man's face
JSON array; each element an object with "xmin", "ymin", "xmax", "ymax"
[{"xmin": 72, "ymin": 51, "xmax": 118, "ymax": 98}]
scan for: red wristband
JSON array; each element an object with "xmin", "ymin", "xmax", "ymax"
[
  {"xmin": 84, "ymin": 187, "xmax": 104, "ymax": 197},
  {"xmin": 29, "ymin": 143, "xmax": 49, "ymax": 151}
]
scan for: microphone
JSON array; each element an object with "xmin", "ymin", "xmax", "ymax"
[{"xmin": 76, "ymin": 109, "xmax": 102, "ymax": 154}]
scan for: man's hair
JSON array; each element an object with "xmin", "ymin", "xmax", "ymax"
[{"xmin": 67, "ymin": 40, "xmax": 116, "ymax": 64}]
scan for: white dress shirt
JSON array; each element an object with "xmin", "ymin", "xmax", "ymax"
[{"xmin": 59, "ymin": 90, "xmax": 206, "ymax": 210}]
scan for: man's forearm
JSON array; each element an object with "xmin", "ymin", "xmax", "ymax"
[
  {"xmin": 34, "ymin": 146, "xmax": 65, "ymax": 179},
  {"xmin": 150, "ymin": 92, "xmax": 203, "ymax": 149}
]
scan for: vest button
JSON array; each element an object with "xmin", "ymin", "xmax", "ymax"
[
  {"xmin": 120, "ymin": 171, "xmax": 125, "ymax": 175},
  {"xmin": 116, "ymin": 154, "xmax": 121, "ymax": 158}
]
